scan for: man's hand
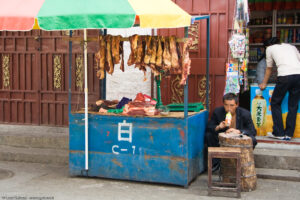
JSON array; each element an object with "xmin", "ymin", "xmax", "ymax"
[
  {"xmin": 259, "ymin": 82, "xmax": 266, "ymax": 91},
  {"xmin": 259, "ymin": 67, "xmax": 272, "ymax": 91},
  {"xmin": 226, "ymin": 128, "xmax": 241, "ymax": 134},
  {"xmin": 215, "ymin": 121, "xmax": 227, "ymax": 131}
]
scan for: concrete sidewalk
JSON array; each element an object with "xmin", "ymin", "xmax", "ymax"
[{"xmin": 0, "ymin": 161, "xmax": 299, "ymax": 200}]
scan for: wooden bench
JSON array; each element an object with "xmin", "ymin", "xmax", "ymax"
[{"xmin": 207, "ymin": 147, "xmax": 242, "ymax": 198}]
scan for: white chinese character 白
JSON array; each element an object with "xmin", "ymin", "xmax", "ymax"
[{"xmin": 118, "ymin": 120, "xmax": 133, "ymax": 143}]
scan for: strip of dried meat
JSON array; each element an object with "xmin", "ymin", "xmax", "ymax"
[
  {"xmin": 111, "ymin": 35, "xmax": 121, "ymax": 64},
  {"xmin": 162, "ymin": 37, "xmax": 172, "ymax": 70},
  {"xmin": 120, "ymin": 40, "xmax": 125, "ymax": 72},
  {"xmin": 143, "ymin": 36, "xmax": 152, "ymax": 65},
  {"xmin": 170, "ymin": 36, "xmax": 180, "ymax": 68},
  {"xmin": 127, "ymin": 34, "xmax": 139, "ymax": 66},
  {"xmin": 95, "ymin": 35, "xmax": 106, "ymax": 79},
  {"xmin": 180, "ymin": 39, "xmax": 192, "ymax": 85},
  {"xmin": 95, "ymin": 38, "xmax": 101, "ymax": 78},
  {"xmin": 135, "ymin": 36, "xmax": 144, "ymax": 65},
  {"xmin": 106, "ymin": 35, "xmax": 114, "ymax": 74},
  {"xmin": 149, "ymin": 36, "xmax": 157, "ymax": 66},
  {"xmin": 155, "ymin": 36, "xmax": 163, "ymax": 67}
]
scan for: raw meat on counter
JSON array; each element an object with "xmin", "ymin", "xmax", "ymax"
[
  {"xmin": 123, "ymin": 102, "xmax": 158, "ymax": 116},
  {"xmin": 134, "ymin": 93, "xmax": 157, "ymax": 105}
]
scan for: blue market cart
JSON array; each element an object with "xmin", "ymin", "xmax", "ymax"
[
  {"xmin": 69, "ymin": 15, "xmax": 210, "ymax": 187},
  {"xmin": 69, "ymin": 111, "xmax": 208, "ymax": 186},
  {"xmin": 0, "ymin": 0, "xmax": 210, "ymax": 187}
]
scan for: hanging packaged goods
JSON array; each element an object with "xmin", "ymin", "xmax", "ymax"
[
  {"xmin": 224, "ymin": 0, "xmax": 250, "ymax": 95},
  {"xmin": 229, "ymin": 34, "xmax": 246, "ymax": 59},
  {"xmin": 94, "ymin": 34, "xmax": 192, "ymax": 86}
]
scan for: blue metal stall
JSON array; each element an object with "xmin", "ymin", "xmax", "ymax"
[
  {"xmin": 69, "ymin": 111, "xmax": 208, "ymax": 186},
  {"xmin": 69, "ymin": 15, "xmax": 210, "ymax": 186}
]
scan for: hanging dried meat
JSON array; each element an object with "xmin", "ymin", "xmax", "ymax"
[
  {"xmin": 180, "ymin": 39, "xmax": 192, "ymax": 85},
  {"xmin": 137, "ymin": 37, "xmax": 148, "ymax": 80},
  {"xmin": 95, "ymin": 35, "xmax": 106, "ymax": 80},
  {"xmin": 135, "ymin": 36, "xmax": 145, "ymax": 70},
  {"xmin": 143, "ymin": 36, "xmax": 152, "ymax": 65},
  {"xmin": 120, "ymin": 40, "xmax": 125, "ymax": 72},
  {"xmin": 127, "ymin": 34, "xmax": 139, "ymax": 66},
  {"xmin": 94, "ymin": 34, "xmax": 192, "ymax": 83},
  {"xmin": 155, "ymin": 36, "xmax": 163, "ymax": 67},
  {"xmin": 176, "ymin": 41, "xmax": 182, "ymax": 70},
  {"xmin": 111, "ymin": 35, "xmax": 121, "ymax": 64},
  {"xmin": 106, "ymin": 35, "xmax": 114, "ymax": 74},
  {"xmin": 95, "ymin": 50, "xmax": 102, "ymax": 78},
  {"xmin": 162, "ymin": 37, "xmax": 172, "ymax": 70},
  {"xmin": 149, "ymin": 36, "xmax": 157, "ymax": 67},
  {"xmin": 170, "ymin": 36, "xmax": 180, "ymax": 69}
]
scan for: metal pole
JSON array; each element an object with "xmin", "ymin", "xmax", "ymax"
[
  {"xmin": 206, "ymin": 17, "xmax": 210, "ymax": 112},
  {"xmin": 184, "ymin": 27, "xmax": 189, "ymax": 118},
  {"xmin": 100, "ymin": 29, "xmax": 107, "ymax": 100},
  {"xmin": 68, "ymin": 31, "xmax": 72, "ymax": 116},
  {"xmin": 84, "ymin": 29, "xmax": 89, "ymax": 171},
  {"xmin": 155, "ymin": 75, "xmax": 163, "ymax": 108}
]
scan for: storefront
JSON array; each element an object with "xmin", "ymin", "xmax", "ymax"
[{"xmin": 247, "ymin": 0, "xmax": 300, "ymax": 137}]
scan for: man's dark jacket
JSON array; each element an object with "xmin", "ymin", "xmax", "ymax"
[{"xmin": 206, "ymin": 106, "xmax": 257, "ymax": 147}]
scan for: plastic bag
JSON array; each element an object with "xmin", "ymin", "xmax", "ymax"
[
  {"xmin": 229, "ymin": 34, "xmax": 246, "ymax": 59},
  {"xmin": 224, "ymin": 62, "xmax": 240, "ymax": 94}
]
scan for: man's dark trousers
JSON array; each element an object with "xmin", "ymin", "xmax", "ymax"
[{"xmin": 271, "ymin": 74, "xmax": 300, "ymax": 137}]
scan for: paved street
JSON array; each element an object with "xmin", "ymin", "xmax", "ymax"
[{"xmin": 0, "ymin": 161, "xmax": 299, "ymax": 200}]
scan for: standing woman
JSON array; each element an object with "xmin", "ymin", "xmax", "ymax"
[{"xmin": 259, "ymin": 37, "xmax": 300, "ymax": 140}]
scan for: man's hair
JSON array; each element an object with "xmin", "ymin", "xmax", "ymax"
[
  {"xmin": 223, "ymin": 93, "xmax": 239, "ymax": 104},
  {"xmin": 263, "ymin": 37, "xmax": 280, "ymax": 48}
]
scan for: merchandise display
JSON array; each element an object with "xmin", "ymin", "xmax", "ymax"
[
  {"xmin": 224, "ymin": 62, "xmax": 240, "ymax": 94},
  {"xmin": 224, "ymin": 0, "xmax": 250, "ymax": 95},
  {"xmin": 229, "ymin": 34, "xmax": 246, "ymax": 59},
  {"xmin": 248, "ymin": 10, "xmax": 300, "ymax": 84}
]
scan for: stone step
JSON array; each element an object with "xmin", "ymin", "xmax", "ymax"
[
  {"xmin": 254, "ymin": 148, "xmax": 300, "ymax": 170},
  {"xmin": 0, "ymin": 124, "xmax": 299, "ymax": 171},
  {"xmin": 0, "ymin": 145, "xmax": 68, "ymax": 165},
  {"xmin": 256, "ymin": 168, "xmax": 300, "ymax": 182},
  {"xmin": 0, "ymin": 124, "xmax": 68, "ymax": 149}
]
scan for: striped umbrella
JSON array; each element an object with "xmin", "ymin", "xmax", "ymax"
[
  {"xmin": 0, "ymin": 0, "xmax": 193, "ymax": 172},
  {"xmin": 0, "ymin": 0, "xmax": 191, "ymax": 31}
]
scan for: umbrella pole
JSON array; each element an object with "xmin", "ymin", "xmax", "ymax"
[{"xmin": 84, "ymin": 29, "xmax": 89, "ymax": 171}]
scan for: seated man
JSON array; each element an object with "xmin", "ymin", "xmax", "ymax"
[{"xmin": 205, "ymin": 93, "xmax": 257, "ymax": 170}]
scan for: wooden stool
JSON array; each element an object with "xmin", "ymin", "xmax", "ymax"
[{"xmin": 208, "ymin": 147, "xmax": 242, "ymax": 198}]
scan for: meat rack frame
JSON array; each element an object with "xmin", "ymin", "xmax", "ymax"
[{"xmin": 67, "ymin": 15, "xmax": 210, "ymax": 117}]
